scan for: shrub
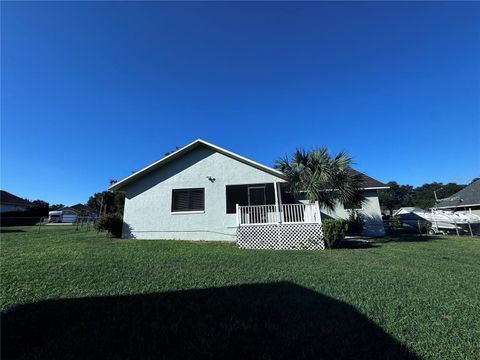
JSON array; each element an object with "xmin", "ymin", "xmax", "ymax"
[
  {"xmin": 346, "ymin": 210, "xmax": 365, "ymax": 236},
  {"xmin": 94, "ymin": 213, "xmax": 123, "ymax": 238},
  {"xmin": 322, "ymin": 219, "xmax": 347, "ymax": 248},
  {"xmin": 384, "ymin": 215, "xmax": 402, "ymax": 234}
]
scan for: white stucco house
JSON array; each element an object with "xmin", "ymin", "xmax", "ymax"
[{"xmin": 109, "ymin": 139, "xmax": 388, "ymax": 248}]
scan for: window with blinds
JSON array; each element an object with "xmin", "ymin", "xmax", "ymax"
[
  {"xmin": 171, "ymin": 188, "xmax": 205, "ymax": 212},
  {"xmin": 344, "ymin": 200, "xmax": 363, "ymax": 210}
]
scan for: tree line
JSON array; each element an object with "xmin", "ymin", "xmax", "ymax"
[
  {"xmin": 379, "ymin": 179, "xmax": 479, "ymax": 215},
  {"xmin": 1, "ymin": 192, "xmax": 125, "ymax": 218}
]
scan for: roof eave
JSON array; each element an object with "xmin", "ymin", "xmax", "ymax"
[
  {"xmin": 437, "ymin": 203, "xmax": 480, "ymax": 209},
  {"xmin": 108, "ymin": 139, "xmax": 287, "ymax": 191}
]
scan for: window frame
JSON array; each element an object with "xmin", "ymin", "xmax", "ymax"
[
  {"xmin": 343, "ymin": 201, "xmax": 364, "ymax": 211},
  {"xmin": 171, "ymin": 188, "xmax": 205, "ymax": 213}
]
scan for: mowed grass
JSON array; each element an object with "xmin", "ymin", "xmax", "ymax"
[{"xmin": 1, "ymin": 226, "xmax": 479, "ymax": 359}]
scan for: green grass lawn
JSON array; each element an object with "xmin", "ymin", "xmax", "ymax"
[{"xmin": 1, "ymin": 226, "xmax": 479, "ymax": 359}]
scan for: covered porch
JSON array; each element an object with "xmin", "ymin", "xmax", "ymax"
[{"xmin": 231, "ymin": 182, "xmax": 324, "ymax": 250}]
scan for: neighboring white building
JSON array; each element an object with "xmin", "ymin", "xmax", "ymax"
[
  {"xmin": 48, "ymin": 204, "xmax": 98, "ymax": 223},
  {"xmin": 109, "ymin": 139, "xmax": 388, "ymax": 244},
  {"xmin": 0, "ymin": 190, "xmax": 31, "ymax": 213}
]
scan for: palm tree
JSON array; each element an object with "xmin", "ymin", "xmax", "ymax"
[{"xmin": 275, "ymin": 148, "xmax": 366, "ymax": 212}]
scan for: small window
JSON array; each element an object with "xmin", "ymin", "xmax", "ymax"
[
  {"xmin": 344, "ymin": 200, "xmax": 363, "ymax": 210},
  {"xmin": 172, "ymin": 188, "xmax": 205, "ymax": 212}
]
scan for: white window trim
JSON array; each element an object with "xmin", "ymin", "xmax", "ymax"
[
  {"xmin": 347, "ymin": 207, "xmax": 364, "ymax": 211},
  {"xmin": 171, "ymin": 210, "xmax": 205, "ymax": 215}
]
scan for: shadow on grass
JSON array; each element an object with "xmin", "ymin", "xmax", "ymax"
[
  {"xmin": 1, "ymin": 282, "xmax": 419, "ymax": 360},
  {"xmin": 0, "ymin": 229, "xmax": 25, "ymax": 233},
  {"xmin": 338, "ymin": 239, "xmax": 378, "ymax": 249},
  {"xmin": 377, "ymin": 235, "xmax": 438, "ymax": 243}
]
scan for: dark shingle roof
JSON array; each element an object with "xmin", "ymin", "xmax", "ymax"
[
  {"xmin": 0, "ymin": 190, "xmax": 31, "ymax": 206},
  {"xmin": 437, "ymin": 180, "xmax": 480, "ymax": 208},
  {"xmin": 70, "ymin": 203, "xmax": 95, "ymax": 212},
  {"xmin": 350, "ymin": 170, "xmax": 388, "ymax": 189},
  {"xmin": 59, "ymin": 204, "xmax": 97, "ymax": 215}
]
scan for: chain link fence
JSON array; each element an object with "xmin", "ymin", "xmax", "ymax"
[{"xmin": 0, "ymin": 216, "xmax": 97, "ymax": 233}]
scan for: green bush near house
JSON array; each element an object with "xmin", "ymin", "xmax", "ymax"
[
  {"xmin": 322, "ymin": 219, "xmax": 347, "ymax": 248},
  {"xmin": 346, "ymin": 210, "xmax": 365, "ymax": 236},
  {"xmin": 94, "ymin": 213, "xmax": 123, "ymax": 238}
]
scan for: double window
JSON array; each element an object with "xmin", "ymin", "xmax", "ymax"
[{"xmin": 171, "ymin": 188, "xmax": 205, "ymax": 212}]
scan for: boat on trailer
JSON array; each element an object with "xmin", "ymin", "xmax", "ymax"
[{"xmin": 394, "ymin": 207, "xmax": 480, "ymax": 235}]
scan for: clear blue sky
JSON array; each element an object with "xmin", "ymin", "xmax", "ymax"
[{"xmin": 2, "ymin": 2, "xmax": 479, "ymax": 205}]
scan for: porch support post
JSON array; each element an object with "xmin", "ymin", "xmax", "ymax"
[
  {"xmin": 274, "ymin": 181, "xmax": 281, "ymax": 223},
  {"xmin": 278, "ymin": 182, "xmax": 283, "ymax": 222},
  {"xmin": 236, "ymin": 204, "xmax": 240, "ymax": 227},
  {"xmin": 315, "ymin": 200, "xmax": 322, "ymax": 223}
]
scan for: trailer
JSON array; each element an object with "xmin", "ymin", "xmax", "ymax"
[{"xmin": 48, "ymin": 209, "xmax": 78, "ymax": 223}]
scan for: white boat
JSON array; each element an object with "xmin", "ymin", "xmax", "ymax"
[{"xmin": 394, "ymin": 207, "xmax": 480, "ymax": 234}]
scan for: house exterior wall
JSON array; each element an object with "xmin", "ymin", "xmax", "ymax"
[
  {"xmin": 121, "ymin": 146, "xmax": 285, "ymax": 240},
  {"xmin": 300, "ymin": 189, "xmax": 385, "ymax": 236}
]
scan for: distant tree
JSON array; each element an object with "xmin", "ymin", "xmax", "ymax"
[
  {"xmin": 378, "ymin": 181, "xmax": 414, "ymax": 215},
  {"xmin": 412, "ymin": 182, "xmax": 466, "ymax": 209},
  {"xmin": 437, "ymin": 183, "xmax": 466, "ymax": 199},
  {"xmin": 87, "ymin": 191, "xmax": 125, "ymax": 215},
  {"xmin": 27, "ymin": 200, "xmax": 50, "ymax": 216},
  {"xmin": 49, "ymin": 204, "xmax": 65, "ymax": 211},
  {"xmin": 411, "ymin": 182, "xmax": 443, "ymax": 209}
]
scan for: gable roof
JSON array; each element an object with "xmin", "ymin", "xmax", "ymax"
[
  {"xmin": 0, "ymin": 190, "xmax": 31, "ymax": 206},
  {"xmin": 109, "ymin": 139, "xmax": 388, "ymax": 191},
  {"xmin": 349, "ymin": 169, "xmax": 388, "ymax": 189},
  {"xmin": 436, "ymin": 180, "xmax": 480, "ymax": 208},
  {"xmin": 70, "ymin": 203, "xmax": 97, "ymax": 214},
  {"xmin": 109, "ymin": 139, "xmax": 287, "ymax": 191}
]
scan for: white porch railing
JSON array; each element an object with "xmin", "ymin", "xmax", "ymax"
[{"xmin": 236, "ymin": 202, "xmax": 321, "ymax": 226}]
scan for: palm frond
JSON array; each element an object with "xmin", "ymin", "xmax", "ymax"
[{"xmin": 276, "ymin": 146, "xmax": 365, "ymax": 211}]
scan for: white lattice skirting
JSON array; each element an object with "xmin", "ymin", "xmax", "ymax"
[{"xmin": 237, "ymin": 223, "xmax": 324, "ymax": 250}]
